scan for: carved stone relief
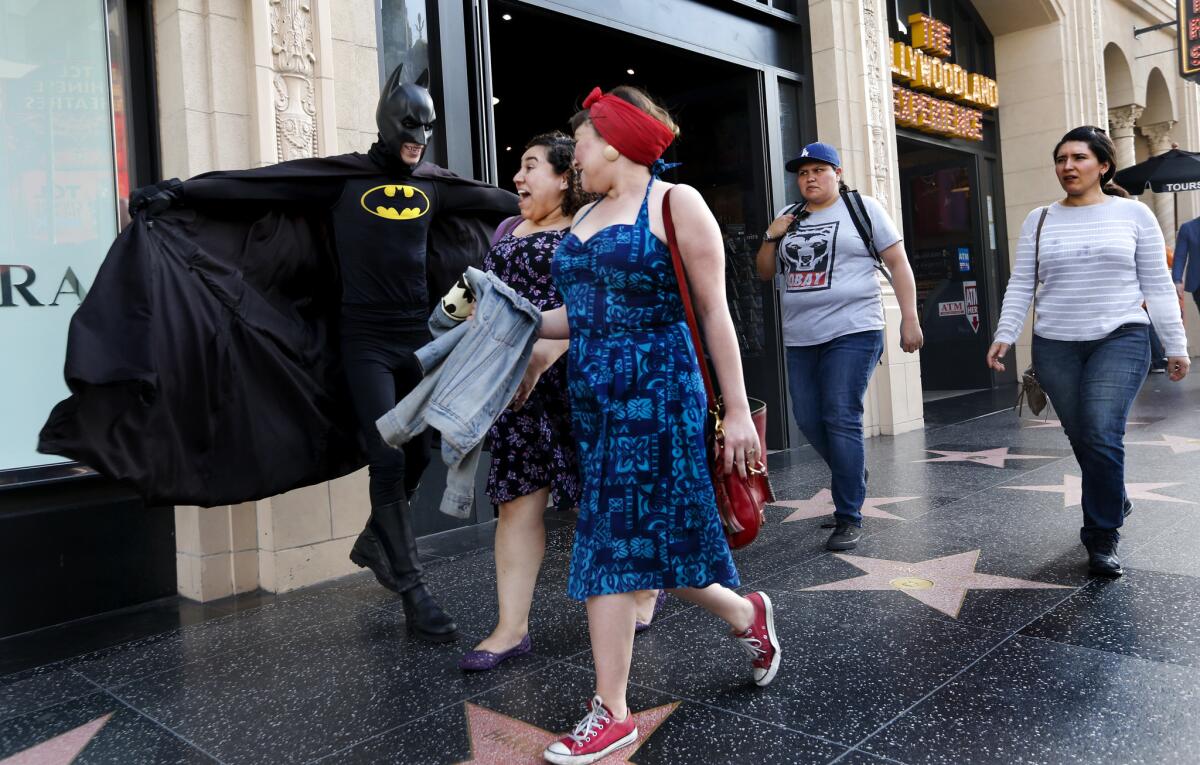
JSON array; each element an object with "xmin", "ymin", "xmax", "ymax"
[
  {"xmin": 861, "ymin": 0, "xmax": 892, "ymax": 210},
  {"xmin": 270, "ymin": 0, "xmax": 317, "ymax": 161}
]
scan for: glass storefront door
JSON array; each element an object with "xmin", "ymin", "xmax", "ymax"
[
  {"xmin": 898, "ymin": 140, "xmax": 995, "ymax": 391},
  {"xmin": 483, "ymin": 0, "xmax": 787, "ymax": 445}
]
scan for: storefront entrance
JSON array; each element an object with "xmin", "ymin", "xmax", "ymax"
[
  {"xmin": 485, "ymin": 0, "xmax": 788, "ymax": 445},
  {"xmin": 897, "ymin": 138, "xmax": 1013, "ymax": 394}
]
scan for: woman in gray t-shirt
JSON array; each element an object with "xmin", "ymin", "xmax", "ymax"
[{"xmin": 756, "ymin": 142, "xmax": 923, "ymax": 551}]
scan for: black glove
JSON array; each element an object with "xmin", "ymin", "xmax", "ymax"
[{"xmin": 129, "ymin": 178, "xmax": 183, "ymax": 217}]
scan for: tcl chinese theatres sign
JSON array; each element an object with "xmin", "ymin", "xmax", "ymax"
[
  {"xmin": 890, "ymin": 14, "xmax": 999, "ymax": 141},
  {"xmin": 1180, "ymin": 1, "xmax": 1200, "ymax": 82}
]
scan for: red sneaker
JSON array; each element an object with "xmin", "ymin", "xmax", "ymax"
[
  {"xmin": 543, "ymin": 694, "xmax": 638, "ymax": 765},
  {"xmin": 733, "ymin": 591, "xmax": 781, "ymax": 687}
]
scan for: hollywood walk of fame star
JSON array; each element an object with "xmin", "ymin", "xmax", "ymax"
[
  {"xmin": 1022, "ymin": 419, "xmax": 1063, "ymax": 430},
  {"xmin": 1126, "ymin": 434, "xmax": 1200, "ymax": 455},
  {"xmin": 915, "ymin": 447, "xmax": 1055, "ymax": 468},
  {"xmin": 456, "ymin": 701, "xmax": 679, "ymax": 764},
  {"xmin": 1004, "ymin": 474, "xmax": 1196, "ymax": 508},
  {"xmin": 0, "ymin": 713, "xmax": 112, "ymax": 765},
  {"xmin": 774, "ymin": 489, "xmax": 920, "ymax": 523},
  {"xmin": 1023, "ymin": 419, "xmax": 1147, "ymax": 430},
  {"xmin": 803, "ymin": 550, "xmax": 1069, "ymax": 618}
]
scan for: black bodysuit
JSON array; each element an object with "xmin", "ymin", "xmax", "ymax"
[
  {"xmin": 175, "ymin": 153, "xmax": 517, "ymax": 507},
  {"xmin": 329, "ymin": 172, "xmax": 517, "ymax": 506}
]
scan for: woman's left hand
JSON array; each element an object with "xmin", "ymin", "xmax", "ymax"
[
  {"xmin": 1167, "ymin": 356, "xmax": 1191, "ymax": 382},
  {"xmin": 719, "ymin": 406, "xmax": 761, "ymax": 478},
  {"xmin": 900, "ymin": 317, "xmax": 924, "ymax": 353}
]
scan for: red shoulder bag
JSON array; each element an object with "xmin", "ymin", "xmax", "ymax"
[{"xmin": 662, "ymin": 189, "xmax": 774, "ymax": 549}]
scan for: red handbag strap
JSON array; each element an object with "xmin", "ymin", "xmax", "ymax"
[{"xmin": 662, "ymin": 188, "xmax": 718, "ymax": 411}]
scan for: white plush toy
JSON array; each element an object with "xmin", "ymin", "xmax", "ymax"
[{"xmin": 440, "ymin": 274, "xmax": 476, "ymax": 321}]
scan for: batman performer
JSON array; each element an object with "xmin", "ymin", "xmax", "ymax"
[{"xmin": 38, "ymin": 67, "xmax": 518, "ymax": 643}]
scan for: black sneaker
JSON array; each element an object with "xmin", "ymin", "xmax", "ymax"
[
  {"xmin": 826, "ymin": 522, "xmax": 861, "ymax": 551},
  {"xmin": 1123, "ymin": 498, "xmax": 1133, "ymax": 518},
  {"xmin": 1083, "ymin": 534, "xmax": 1123, "ymax": 577}
]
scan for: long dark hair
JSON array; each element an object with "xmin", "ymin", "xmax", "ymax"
[
  {"xmin": 1053, "ymin": 125, "xmax": 1119, "ymax": 188},
  {"xmin": 524, "ymin": 131, "xmax": 594, "ymax": 216}
]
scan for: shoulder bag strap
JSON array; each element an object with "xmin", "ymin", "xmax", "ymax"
[
  {"xmin": 1033, "ymin": 206, "xmax": 1049, "ymax": 320},
  {"xmin": 841, "ymin": 189, "xmax": 895, "ymax": 288},
  {"xmin": 489, "ymin": 215, "xmax": 522, "ymax": 247},
  {"xmin": 662, "ymin": 188, "xmax": 719, "ymax": 411}
]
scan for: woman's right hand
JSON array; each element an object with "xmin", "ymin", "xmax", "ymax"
[
  {"xmin": 986, "ymin": 342, "xmax": 1010, "ymax": 372},
  {"xmin": 765, "ymin": 213, "xmax": 796, "ymax": 241}
]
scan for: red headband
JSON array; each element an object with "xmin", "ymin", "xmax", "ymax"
[{"xmin": 582, "ymin": 87, "xmax": 675, "ymax": 167}]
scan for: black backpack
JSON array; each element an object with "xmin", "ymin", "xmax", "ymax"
[{"xmin": 785, "ymin": 188, "xmax": 894, "ymax": 287}]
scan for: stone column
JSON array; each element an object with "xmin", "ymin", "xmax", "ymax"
[
  {"xmin": 808, "ymin": 0, "xmax": 923, "ymax": 437},
  {"xmin": 1140, "ymin": 120, "xmax": 1178, "ymax": 248},
  {"xmin": 1107, "ymin": 104, "xmax": 1144, "ymax": 171}
]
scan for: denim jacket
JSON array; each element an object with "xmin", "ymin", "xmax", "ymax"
[{"xmin": 376, "ymin": 267, "xmax": 542, "ymax": 518}]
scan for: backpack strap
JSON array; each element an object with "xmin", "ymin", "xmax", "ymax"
[{"xmin": 840, "ymin": 188, "xmax": 894, "ymax": 287}]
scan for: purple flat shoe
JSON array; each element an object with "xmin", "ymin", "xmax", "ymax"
[
  {"xmin": 458, "ymin": 634, "xmax": 532, "ymax": 671},
  {"xmin": 634, "ymin": 590, "xmax": 667, "ymax": 634}
]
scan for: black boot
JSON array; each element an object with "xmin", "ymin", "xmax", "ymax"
[
  {"xmin": 349, "ymin": 502, "xmax": 458, "ymax": 642},
  {"xmin": 1082, "ymin": 530, "xmax": 1123, "ymax": 578},
  {"xmin": 350, "ymin": 502, "xmax": 413, "ymax": 593},
  {"xmin": 390, "ymin": 503, "xmax": 457, "ymax": 642},
  {"xmin": 400, "ymin": 584, "xmax": 458, "ymax": 643}
]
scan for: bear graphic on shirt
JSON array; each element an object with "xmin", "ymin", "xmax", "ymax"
[{"xmin": 781, "ymin": 220, "xmax": 838, "ymax": 292}]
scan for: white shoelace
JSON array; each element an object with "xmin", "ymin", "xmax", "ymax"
[
  {"xmin": 567, "ymin": 696, "xmax": 612, "ymax": 745},
  {"xmin": 735, "ymin": 630, "xmax": 766, "ymax": 660}
]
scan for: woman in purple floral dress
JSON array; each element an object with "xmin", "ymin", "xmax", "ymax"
[{"xmin": 459, "ymin": 133, "xmax": 600, "ymax": 670}]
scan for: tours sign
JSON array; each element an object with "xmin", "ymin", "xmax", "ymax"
[
  {"xmin": 890, "ymin": 14, "xmax": 999, "ymax": 141},
  {"xmin": 1180, "ymin": 1, "xmax": 1200, "ymax": 83}
]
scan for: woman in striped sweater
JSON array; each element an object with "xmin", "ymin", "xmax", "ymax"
[{"xmin": 986, "ymin": 125, "xmax": 1189, "ymax": 578}]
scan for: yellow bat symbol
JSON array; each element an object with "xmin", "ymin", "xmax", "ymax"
[{"xmin": 360, "ymin": 184, "xmax": 431, "ymax": 220}]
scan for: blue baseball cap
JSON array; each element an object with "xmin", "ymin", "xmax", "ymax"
[{"xmin": 785, "ymin": 142, "xmax": 841, "ymax": 172}]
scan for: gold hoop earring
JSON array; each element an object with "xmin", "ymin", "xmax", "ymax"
[{"xmin": 602, "ymin": 145, "xmax": 620, "ymax": 162}]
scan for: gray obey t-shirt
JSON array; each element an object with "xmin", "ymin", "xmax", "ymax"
[{"xmin": 776, "ymin": 194, "xmax": 900, "ymax": 346}]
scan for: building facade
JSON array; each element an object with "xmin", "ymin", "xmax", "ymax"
[{"xmin": 2, "ymin": 0, "xmax": 1197, "ymax": 621}]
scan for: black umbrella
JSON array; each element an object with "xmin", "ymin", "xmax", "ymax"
[{"xmin": 1114, "ymin": 148, "xmax": 1200, "ymax": 194}]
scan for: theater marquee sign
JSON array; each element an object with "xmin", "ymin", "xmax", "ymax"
[{"xmin": 890, "ymin": 14, "xmax": 999, "ymax": 141}]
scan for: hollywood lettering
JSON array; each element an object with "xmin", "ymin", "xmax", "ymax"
[
  {"xmin": 890, "ymin": 13, "xmax": 999, "ymax": 141},
  {"xmin": 1182, "ymin": 0, "xmax": 1200, "ymax": 82},
  {"xmin": 0, "ymin": 265, "xmax": 89, "ymax": 307}
]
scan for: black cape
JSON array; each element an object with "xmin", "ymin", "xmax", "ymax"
[{"xmin": 38, "ymin": 153, "xmax": 517, "ymax": 507}]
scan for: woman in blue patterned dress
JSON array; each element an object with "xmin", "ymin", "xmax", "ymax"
[{"xmin": 539, "ymin": 87, "xmax": 783, "ymax": 765}]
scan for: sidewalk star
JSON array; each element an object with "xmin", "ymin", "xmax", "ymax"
[
  {"xmin": 802, "ymin": 550, "xmax": 1068, "ymax": 618},
  {"xmin": 456, "ymin": 701, "xmax": 679, "ymax": 764},
  {"xmin": 1126, "ymin": 434, "xmax": 1200, "ymax": 455},
  {"xmin": 775, "ymin": 489, "xmax": 919, "ymax": 522},
  {"xmin": 1004, "ymin": 474, "xmax": 1195, "ymax": 508},
  {"xmin": 0, "ymin": 713, "xmax": 112, "ymax": 765},
  {"xmin": 915, "ymin": 447, "xmax": 1055, "ymax": 468}
]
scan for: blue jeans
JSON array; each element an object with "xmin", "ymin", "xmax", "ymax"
[
  {"xmin": 1032, "ymin": 324, "xmax": 1150, "ymax": 541},
  {"xmin": 786, "ymin": 330, "xmax": 884, "ymax": 526}
]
